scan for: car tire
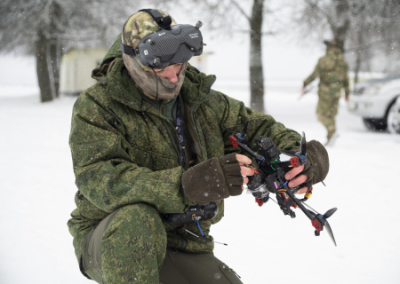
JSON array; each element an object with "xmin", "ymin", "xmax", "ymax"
[
  {"xmin": 387, "ymin": 100, "xmax": 400, "ymax": 134},
  {"xmin": 362, "ymin": 118, "xmax": 387, "ymax": 131}
]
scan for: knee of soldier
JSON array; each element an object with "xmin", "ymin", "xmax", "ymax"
[{"xmin": 103, "ymin": 203, "xmax": 166, "ymax": 244}]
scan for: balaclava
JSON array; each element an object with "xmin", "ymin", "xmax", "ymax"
[{"xmin": 121, "ymin": 10, "xmax": 187, "ymax": 101}]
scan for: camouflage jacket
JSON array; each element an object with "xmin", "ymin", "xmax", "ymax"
[
  {"xmin": 304, "ymin": 46, "xmax": 350, "ymax": 98},
  {"xmin": 67, "ymin": 35, "xmax": 301, "ymax": 261}
]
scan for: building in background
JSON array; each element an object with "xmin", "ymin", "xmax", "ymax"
[{"xmin": 60, "ymin": 48, "xmax": 107, "ymax": 96}]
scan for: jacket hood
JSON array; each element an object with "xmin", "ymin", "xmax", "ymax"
[
  {"xmin": 91, "ymin": 34, "xmax": 216, "ymax": 110},
  {"xmin": 92, "ymin": 34, "xmax": 124, "ymax": 81}
]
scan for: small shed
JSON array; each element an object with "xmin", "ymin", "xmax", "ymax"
[{"xmin": 60, "ymin": 48, "xmax": 107, "ymax": 96}]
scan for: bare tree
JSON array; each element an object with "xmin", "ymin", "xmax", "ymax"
[
  {"xmin": 294, "ymin": 0, "xmax": 353, "ymax": 42},
  {"xmin": 232, "ymin": 0, "xmax": 268, "ymax": 113},
  {"xmin": 292, "ymin": 0, "xmax": 400, "ymax": 82},
  {"xmin": 347, "ymin": 0, "xmax": 400, "ymax": 80},
  {"xmin": 0, "ymin": 0, "xmax": 286, "ymax": 109},
  {"xmin": 0, "ymin": 0, "xmax": 137, "ymax": 102},
  {"xmin": 168, "ymin": 0, "xmax": 281, "ymax": 113}
]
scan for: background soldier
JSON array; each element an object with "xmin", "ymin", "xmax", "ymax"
[{"xmin": 302, "ymin": 40, "xmax": 350, "ymax": 145}]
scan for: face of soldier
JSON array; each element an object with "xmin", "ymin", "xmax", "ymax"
[
  {"xmin": 123, "ymin": 53, "xmax": 187, "ymax": 101},
  {"xmin": 148, "ymin": 63, "xmax": 184, "ymax": 83}
]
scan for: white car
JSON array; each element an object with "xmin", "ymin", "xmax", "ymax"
[
  {"xmin": 347, "ymin": 75, "xmax": 400, "ymax": 132},
  {"xmin": 387, "ymin": 95, "xmax": 400, "ymax": 134}
]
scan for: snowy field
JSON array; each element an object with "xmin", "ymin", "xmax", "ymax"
[{"xmin": 1, "ymin": 60, "xmax": 400, "ymax": 284}]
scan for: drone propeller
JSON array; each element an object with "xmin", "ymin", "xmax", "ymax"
[
  {"xmin": 300, "ymin": 132, "xmax": 307, "ymax": 156},
  {"xmin": 324, "ymin": 207, "xmax": 337, "ymax": 219},
  {"xmin": 324, "ymin": 220, "xmax": 337, "ymax": 246},
  {"xmin": 306, "ymin": 207, "xmax": 337, "ymax": 246},
  {"xmin": 322, "ymin": 207, "xmax": 337, "ymax": 246}
]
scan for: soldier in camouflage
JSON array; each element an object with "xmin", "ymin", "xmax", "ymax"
[
  {"xmin": 302, "ymin": 40, "xmax": 350, "ymax": 145},
  {"xmin": 68, "ymin": 9, "xmax": 330, "ymax": 284}
]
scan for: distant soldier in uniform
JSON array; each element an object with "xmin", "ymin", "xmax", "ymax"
[
  {"xmin": 68, "ymin": 9, "xmax": 330, "ymax": 283},
  {"xmin": 302, "ymin": 40, "xmax": 350, "ymax": 145}
]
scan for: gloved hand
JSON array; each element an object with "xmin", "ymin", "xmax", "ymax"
[
  {"xmin": 285, "ymin": 140, "xmax": 329, "ymax": 193},
  {"xmin": 182, "ymin": 153, "xmax": 250, "ymax": 204}
]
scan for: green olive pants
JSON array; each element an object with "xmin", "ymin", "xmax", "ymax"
[
  {"xmin": 81, "ymin": 203, "xmax": 243, "ymax": 284},
  {"xmin": 317, "ymin": 89, "xmax": 341, "ymax": 141}
]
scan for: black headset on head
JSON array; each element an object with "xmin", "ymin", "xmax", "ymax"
[
  {"xmin": 120, "ymin": 8, "xmax": 203, "ymax": 69},
  {"xmin": 121, "ymin": 9, "xmax": 176, "ymax": 109}
]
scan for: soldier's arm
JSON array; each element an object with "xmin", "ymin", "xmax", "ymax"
[
  {"xmin": 69, "ymin": 92, "xmax": 193, "ymax": 214},
  {"xmin": 206, "ymin": 91, "xmax": 301, "ymax": 153},
  {"xmin": 209, "ymin": 91, "xmax": 330, "ymax": 195},
  {"xmin": 343, "ymin": 64, "xmax": 350, "ymax": 100},
  {"xmin": 303, "ymin": 61, "xmax": 320, "ymax": 87}
]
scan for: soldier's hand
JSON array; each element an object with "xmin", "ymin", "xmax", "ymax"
[
  {"xmin": 285, "ymin": 165, "xmax": 308, "ymax": 194},
  {"xmin": 235, "ymin": 154, "xmax": 254, "ymax": 190},
  {"xmin": 182, "ymin": 153, "xmax": 253, "ymax": 204},
  {"xmin": 301, "ymin": 86, "xmax": 305, "ymax": 95},
  {"xmin": 285, "ymin": 140, "xmax": 329, "ymax": 195}
]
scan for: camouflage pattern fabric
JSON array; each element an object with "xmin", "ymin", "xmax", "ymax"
[
  {"xmin": 303, "ymin": 43, "xmax": 349, "ymax": 141},
  {"xmin": 81, "ymin": 204, "xmax": 244, "ymax": 284},
  {"xmin": 122, "ymin": 10, "xmax": 177, "ymax": 72},
  {"xmin": 68, "ymin": 35, "xmax": 302, "ymax": 282},
  {"xmin": 122, "ymin": 9, "xmax": 176, "ymax": 49},
  {"xmin": 101, "ymin": 204, "xmax": 166, "ymax": 283}
]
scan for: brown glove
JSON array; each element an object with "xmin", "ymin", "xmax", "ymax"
[
  {"xmin": 299, "ymin": 140, "xmax": 330, "ymax": 190},
  {"xmin": 182, "ymin": 153, "xmax": 243, "ymax": 204}
]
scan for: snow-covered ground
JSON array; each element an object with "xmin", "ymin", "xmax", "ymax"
[{"xmin": 1, "ymin": 58, "xmax": 400, "ymax": 284}]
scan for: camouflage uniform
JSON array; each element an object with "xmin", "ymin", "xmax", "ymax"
[
  {"xmin": 303, "ymin": 40, "xmax": 350, "ymax": 142},
  {"xmin": 67, "ymin": 14, "xmax": 302, "ymax": 284}
]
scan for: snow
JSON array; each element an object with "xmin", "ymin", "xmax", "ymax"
[{"xmin": 1, "ymin": 56, "xmax": 400, "ymax": 284}]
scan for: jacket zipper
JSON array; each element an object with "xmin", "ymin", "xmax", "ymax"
[
  {"xmin": 190, "ymin": 76, "xmax": 216, "ymax": 162},
  {"xmin": 162, "ymin": 119, "xmax": 181, "ymax": 166}
]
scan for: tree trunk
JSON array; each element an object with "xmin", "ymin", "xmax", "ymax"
[
  {"xmin": 36, "ymin": 29, "xmax": 54, "ymax": 102},
  {"xmin": 35, "ymin": 29, "xmax": 62, "ymax": 102},
  {"xmin": 333, "ymin": 0, "xmax": 350, "ymax": 41},
  {"xmin": 249, "ymin": 0, "xmax": 265, "ymax": 113},
  {"xmin": 50, "ymin": 2, "xmax": 63, "ymax": 98},
  {"xmin": 354, "ymin": 52, "xmax": 361, "ymax": 85},
  {"xmin": 49, "ymin": 40, "xmax": 61, "ymax": 98}
]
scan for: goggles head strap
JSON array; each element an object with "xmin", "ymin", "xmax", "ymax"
[
  {"xmin": 139, "ymin": 9, "xmax": 172, "ymax": 29},
  {"xmin": 120, "ymin": 42, "xmax": 137, "ymax": 57}
]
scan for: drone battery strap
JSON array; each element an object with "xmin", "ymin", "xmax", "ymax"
[{"xmin": 139, "ymin": 9, "xmax": 172, "ymax": 28}]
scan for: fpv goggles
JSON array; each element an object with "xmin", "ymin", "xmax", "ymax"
[{"xmin": 120, "ymin": 9, "xmax": 204, "ymax": 69}]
